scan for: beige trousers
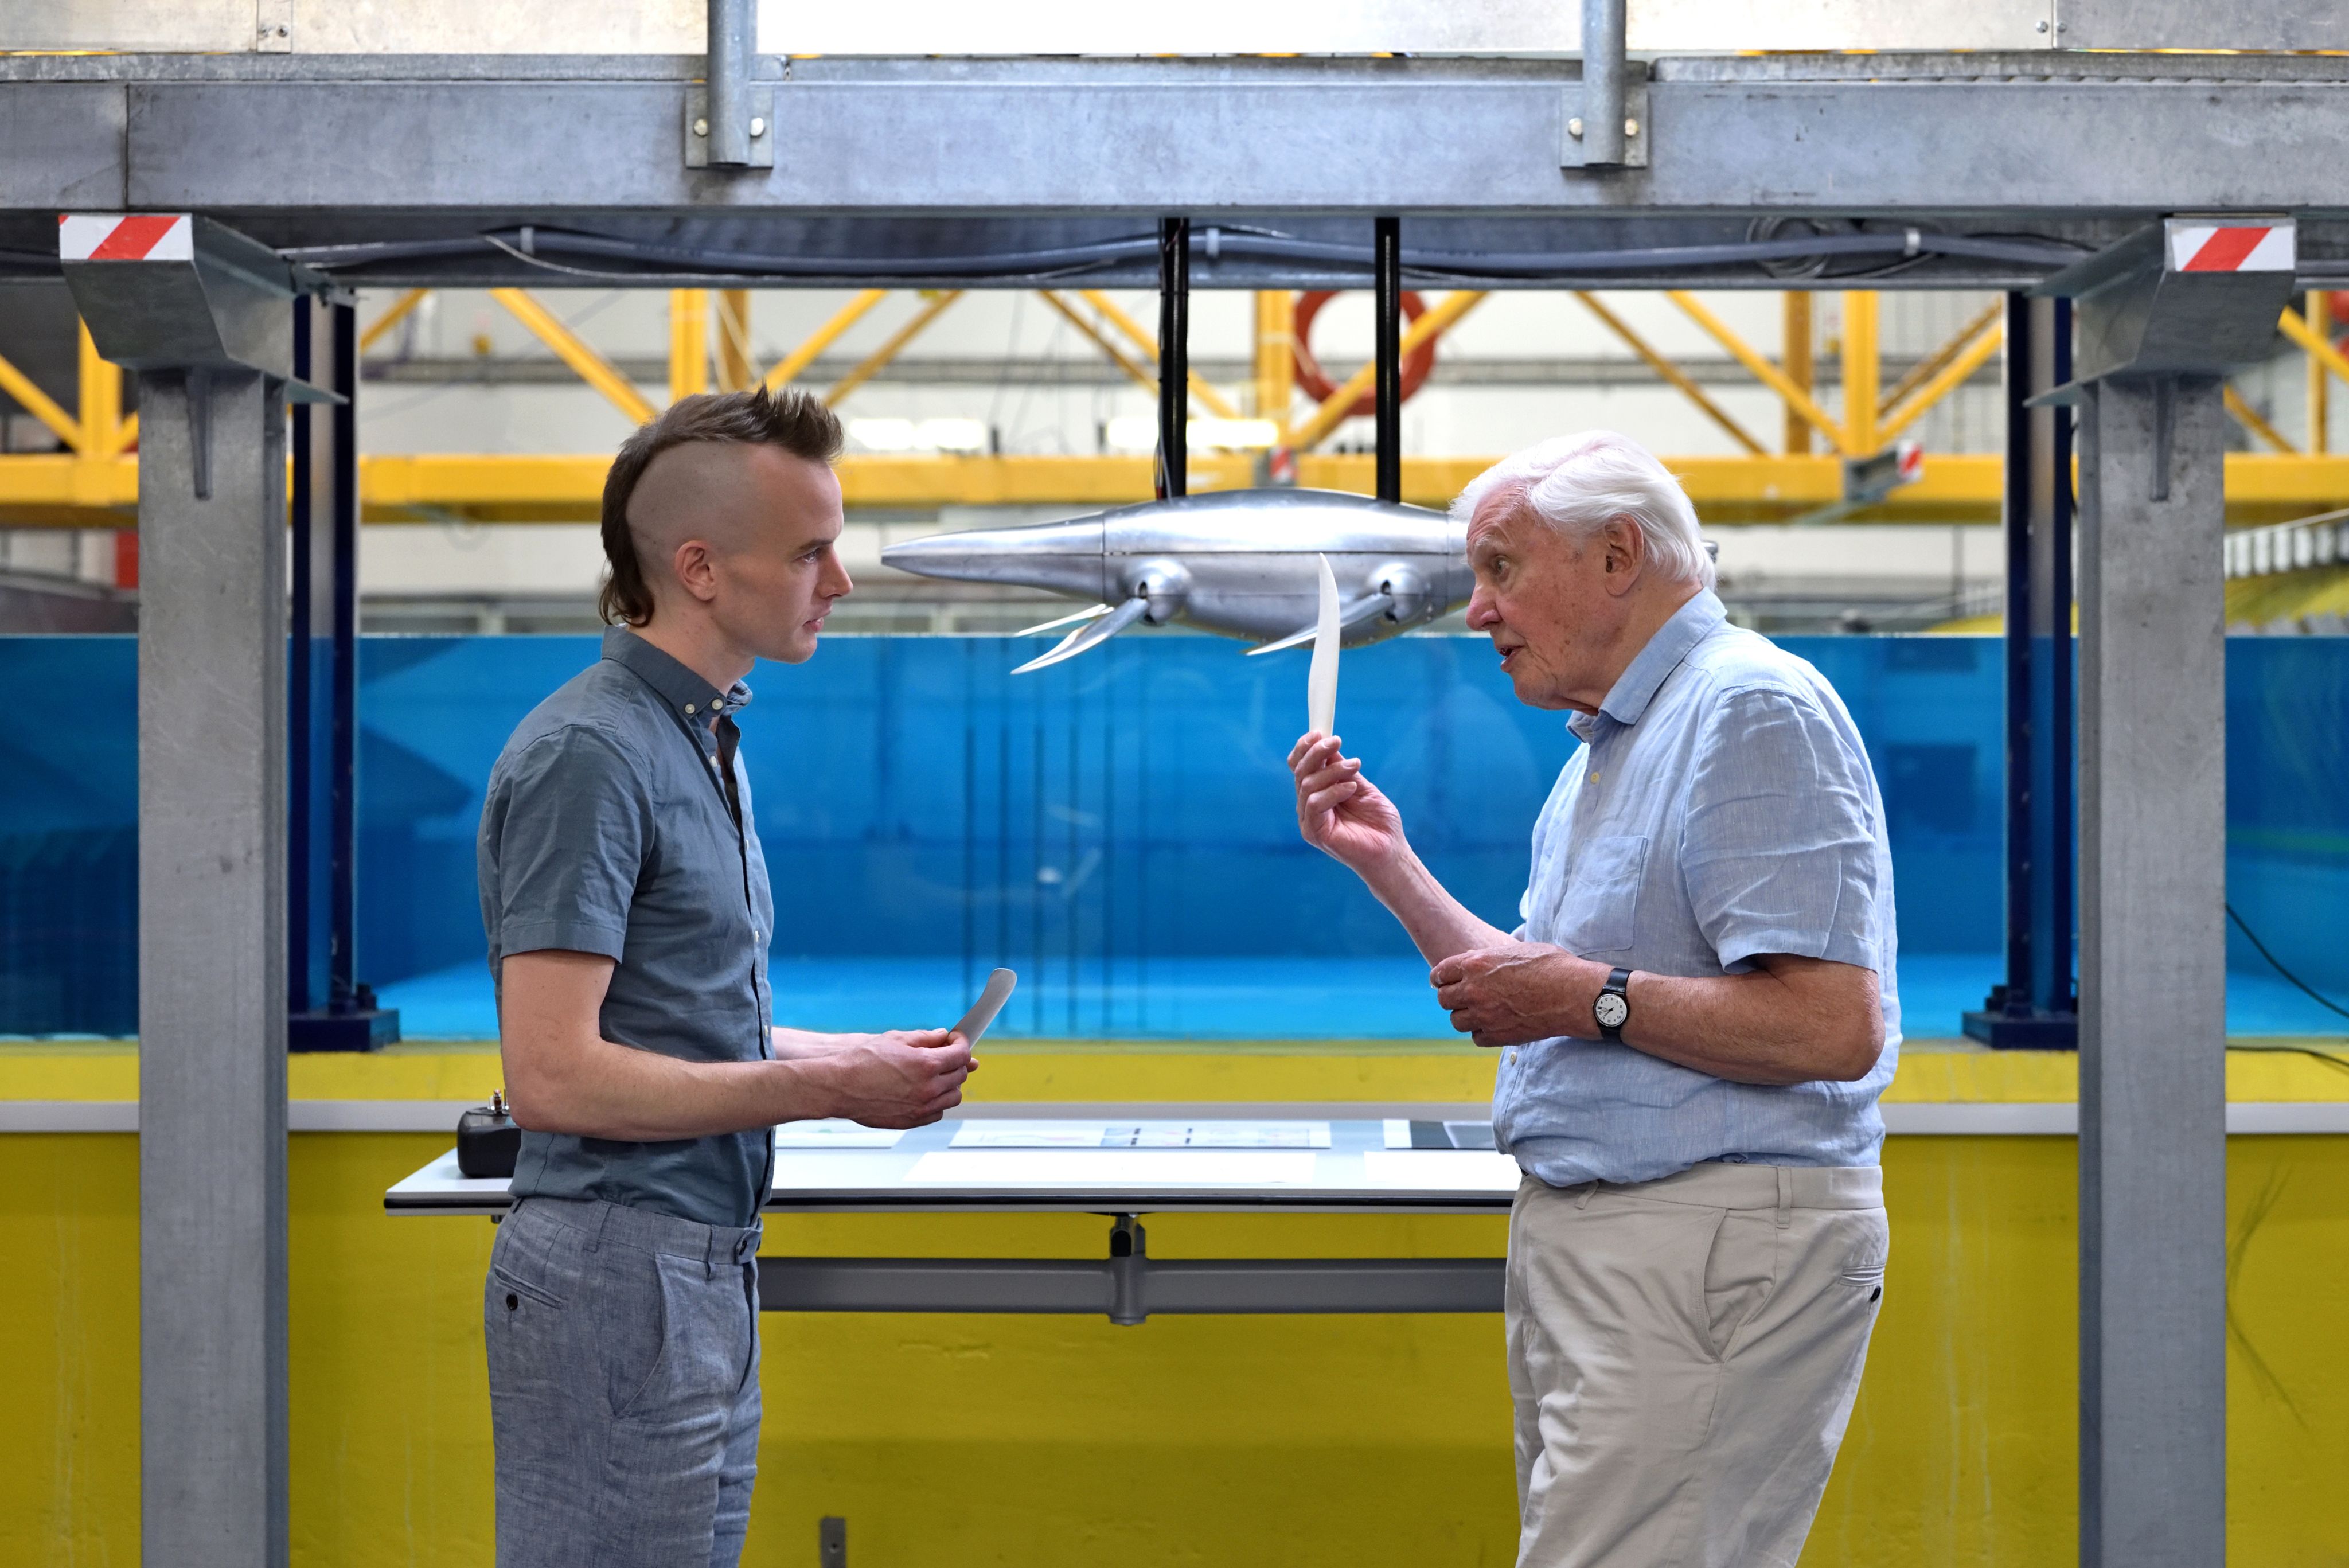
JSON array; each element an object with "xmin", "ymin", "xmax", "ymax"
[{"xmin": 1505, "ymin": 1163, "xmax": 1887, "ymax": 1568}]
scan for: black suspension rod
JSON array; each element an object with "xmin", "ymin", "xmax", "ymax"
[
  {"xmin": 328, "ymin": 299, "xmax": 359, "ymax": 1009},
  {"xmin": 1374, "ymin": 216, "xmax": 1402, "ymax": 504},
  {"xmin": 288, "ymin": 300, "xmax": 314, "ymax": 1015},
  {"xmin": 1157, "ymin": 216, "xmax": 1189, "ymax": 499}
]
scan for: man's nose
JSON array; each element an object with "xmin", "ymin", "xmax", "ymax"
[{"xmin": 1465, "ymin": 587, "xmax": 1497, "ymax": 629}]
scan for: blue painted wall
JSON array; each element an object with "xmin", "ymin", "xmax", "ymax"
[{"xmin": 1, "ymin": 632, "xmax": 2340, "ymax": 1037}]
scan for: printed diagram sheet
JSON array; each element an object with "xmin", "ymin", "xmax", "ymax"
[
  {"xmin": 951, "ymin": 1120, "xmax": 1332, "ymax": 1149},
  {"xmin": 907, "ymin": 1150, "xmax": 1320, "ymax": 1187},
  {"xmin": 774, "ymin": 1119, "xmax": 908, "ymax": 1149}
]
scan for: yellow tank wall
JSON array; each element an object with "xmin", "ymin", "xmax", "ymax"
[{"xmin": 3, "ymin": 1049, "xmax": 2346, "ymax": 1566}]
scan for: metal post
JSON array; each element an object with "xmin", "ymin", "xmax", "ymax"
[
  {"xmin": 1783, "ymin": 293, "xmax": 1813, "ymax": 454},
  {"xmin": 705, "ymin": 0, "xmax": 755, "ymax": 167},
  {"xmin": 1966, "ymin": 294, "xmax": 2077, "ymax": 1049},
  {"xmin": 2075, "ymin": 372, "xmax": 2227, "ymax": 1568},
  {"xmin": 1373, "ymin": 216, "xmax": 1402, "ymax": 504},
  {"xmin": 287, "ymin": 303, "xmax": 313, "ymax": 1015},
  {"xmin": 1842, "ymin": 290, "xmax": 1879, "ymax": 454},
  {"xmin": 2030, "ymin": 299, "xmax": 2077, "ymax": 1028},
  {"xmin": 1156, "ymin": 216, "xmax": 1188, "ymax": 500},
  {"xmin": 327, "ymin": 301, "xmax": 358, "ymax": 1011},
  {"xmin": 138, "ymin": 366, "xmax": 290, "ymax": 1568},
  {"xmin": 2309, "ymin": 289, "xmax": 2331, "ymax": 453},
  {"xmin": 1579, "ymin": 0, "xmax": 1627, "ymax": 166}
]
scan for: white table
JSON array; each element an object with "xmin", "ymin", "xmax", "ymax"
[{"xmin": 387, "ymin": 1116, "xmax": 1519, "ymax": 1322}]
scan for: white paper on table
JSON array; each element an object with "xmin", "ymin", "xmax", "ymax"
[
  {"xmin": 907, "ymin": 1149, "xmax": 1319, "ymax": 1187},
  {"xmin": 772, "ymin": 1119, "xmax": 907, "ymax": 1149},
  {"xmin": 1359, "ymin": 1149, "xmax": 1523, "ymax": 1192},
  {"xmin": 1308, "ymin": 553, "xmax": 1340, "ymax": 738},
  {"xmin": 1103, "ymin": 1121, "xmax": 1333, "ymax": 1149},
  {"xmin": 949, "ymin": 1121, "xmax": 1110, "ymax": 1148},
  {"xmin": 1382, "ymin": 1117, "xmax": 1414, "ymax": 1149}
]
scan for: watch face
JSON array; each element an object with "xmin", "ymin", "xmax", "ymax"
[{"xmin": 1594, "ymin": 992, "xmax": 1629, "ymax": 1029}]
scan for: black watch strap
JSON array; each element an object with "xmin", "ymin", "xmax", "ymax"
[{"xmin": 1594, "ymin": 966, "xmax": 1633, "ymax": 1042}]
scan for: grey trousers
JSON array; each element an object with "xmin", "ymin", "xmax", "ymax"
[
  {"xmin": 486, "ymin": 1195, "xmax": 764, "ymax": 1568},
  {"xmin": 1506, "ymin": 1164, "xmax": 1887, "ymax": 1568}
]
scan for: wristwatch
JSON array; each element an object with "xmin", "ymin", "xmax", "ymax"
[{"xmin": 1593, "ymin": 967, "xmax": 1633, "ymax": 1042}]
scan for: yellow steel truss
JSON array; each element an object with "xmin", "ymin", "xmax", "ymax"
[{"xmin": 11, "ymin": 289, "xmax": 2349, "ymax": 532}]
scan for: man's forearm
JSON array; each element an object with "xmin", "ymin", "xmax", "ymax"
[
  {"xmin": 1435, "ymin": 947, "xmax": 1883, "ymax": 1086},
  {"xmin": 508, "ymin": 1031, "xmax": 843, "ymax": 1140},
  {"xmin": 1619, "ymin": 966, "xmax": 1882, "ymax": 1086},
  {"xmin": 1360, "ymin": 845, "xmax": 1516, "ymax": 966},
  {"xmin": 770, "ymin": 1025, "xmax": 862, "ymax": 1060}
]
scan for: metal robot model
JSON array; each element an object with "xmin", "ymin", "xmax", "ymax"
[{"xmin": 879, "ymin": 487, "xmax": 1471, "ymax": 672}]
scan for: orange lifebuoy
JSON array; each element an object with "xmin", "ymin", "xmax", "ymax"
[{"xmin": 1291, "ymin": 290, "xmax": 1439, "ymax": 420}]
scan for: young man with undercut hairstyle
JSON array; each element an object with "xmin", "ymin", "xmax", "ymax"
[{"xmin": 477, "ymin": 388, "xmax": 976, "ymax": 1567}]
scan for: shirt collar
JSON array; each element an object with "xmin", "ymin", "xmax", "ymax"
[
  {"xmin": 1567, "ymin": 590, "xmax": 1726, "ymax": 741},
  {"xmin": 602, "ymin": 625, "xmax": 755, "ymax": 724}
]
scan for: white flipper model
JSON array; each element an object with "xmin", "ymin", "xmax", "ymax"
[
  {"xmin": 1011, "ymin": 596, "xmax": 1151, "ymax": 674},
  {"xmin": 1246, "ymin": 592, "xmax": 1391, "ymax": 656},
  {"xmin": 1014, "ymin": 603, "xmax": 1111, "ymax": 637},
  {"xmin": 953, "ymin": 968, "xmax": 1019, "ymax": 1046},
  {"xmin": 1308, "ymin": 554, "xmax": 1340, "ymax": 739}
]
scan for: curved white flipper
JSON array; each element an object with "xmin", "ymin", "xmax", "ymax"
[
  {"xmin": 1244, "ymin": 592, "xmax": 1391, "ymax": 655},
  {"xmin": 1013, "ymin": 603, "xmax": 1111, "ymax": 637},
  {"xmin": 1011, "ymin": 595, "xmax": 1152, "ymax": 674},
  {"xmin": 1308, "ymin": 555, "xmax": 1341, "ymax": 739}
]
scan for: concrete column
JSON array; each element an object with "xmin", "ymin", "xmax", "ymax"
[
  {"xmin": 137, "ymin": 367, "xmax": 290, "ymax": 1568},
  {"xmin": 2074, "ymin": 374, "xmax": 2228, "ymax": 1567}
]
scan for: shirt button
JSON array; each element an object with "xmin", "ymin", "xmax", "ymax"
[{"xmin": 685, "ymin": 703, "xmax": 696, "ymax": 715}]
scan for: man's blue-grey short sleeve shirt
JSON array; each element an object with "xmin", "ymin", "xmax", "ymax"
[
  {"xmin": 1492, "ymin": 590, "xmax": 1902, "ymax": 1187},
  {"xmin": 478, "ymin": 627, "xmax": 777, "ymax": 1228}
]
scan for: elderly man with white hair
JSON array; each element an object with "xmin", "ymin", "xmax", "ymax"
[{"xmin": 1290, "ymin": 431, "xmax": 1897, "ymax": 1568}]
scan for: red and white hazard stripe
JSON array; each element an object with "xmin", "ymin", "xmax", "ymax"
[
  {"xmin": 58, "ymin": 213, "xmax": 193, "ymax": 262},
  {"xmin": 2166, "ymin": 221, "xmax": 2295, "ymax": 274}
]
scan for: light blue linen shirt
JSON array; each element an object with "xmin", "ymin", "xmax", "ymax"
[{"xmin": 1491, "ymin": 589, "xmax": 1901, "ymax": 1187}]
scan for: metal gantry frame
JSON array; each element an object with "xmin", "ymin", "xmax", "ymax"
[{"xmin": 15, "ymin": 41, "xmax": 2349, "ymax": 1568}]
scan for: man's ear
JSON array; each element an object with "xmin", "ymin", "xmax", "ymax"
[
  {"xmin": 670, "ymin": 539, "xmax": 721, "ymax": 604},
  {"xmin": 1599, "ymin": 518, "xmax": 1643, "ymax": 596}
]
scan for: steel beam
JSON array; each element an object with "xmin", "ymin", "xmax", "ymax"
[
  {"xmin": 759, "ymin": 1256, "xmax": 1507, "ymax": 1320},
  {"xmin": 4, "ymin": 59, "xmax": 2349, "ymax": 268},
  {"xmin": 758, "ymin": 1213, "xmax": 1505, "ymax": 1325},
  {"xmin": 2076, "ymin": 372, "xmax": 2229, "ymax": 1567},
  {"xmin": 136, "ymin": 365, "xmax": 290, "ymax": 1568}
]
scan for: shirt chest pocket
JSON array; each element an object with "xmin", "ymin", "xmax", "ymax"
[{"xmin": 1548, "ymin": 833, "xmax": 1648, "ymax": 957}]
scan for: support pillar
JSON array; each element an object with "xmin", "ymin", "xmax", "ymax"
[
  {"xmin": 63, "ymin": 211, "xmax": 338, "ymax": 1568},
  {"xmin": 2075, "ymin": 371, "xmax": 2228, "ymax": 1568},
  {"xmin": 137, "ymin": 365, "xmax": 291, "ymax": 1568},
  {"xmin": 2043, "ymin": 213, "xmax": 2295, "ymax": 1568},
  {"xmin": 1965, "ymin": 294, "xmax": 2077, "ymax": 1049}
]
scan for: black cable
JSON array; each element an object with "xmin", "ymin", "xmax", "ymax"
[
  {"xmin": 2227, "ymin": 1042, "xmax": 2349, "ymax": 1075},
  {"xmin": 280, "ymin": 223, "xmax": 2092, "ymax": 285},
  {"xmin": 2226, "ymin": 902, "xmax": 2349, "ymax": 1023}
]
